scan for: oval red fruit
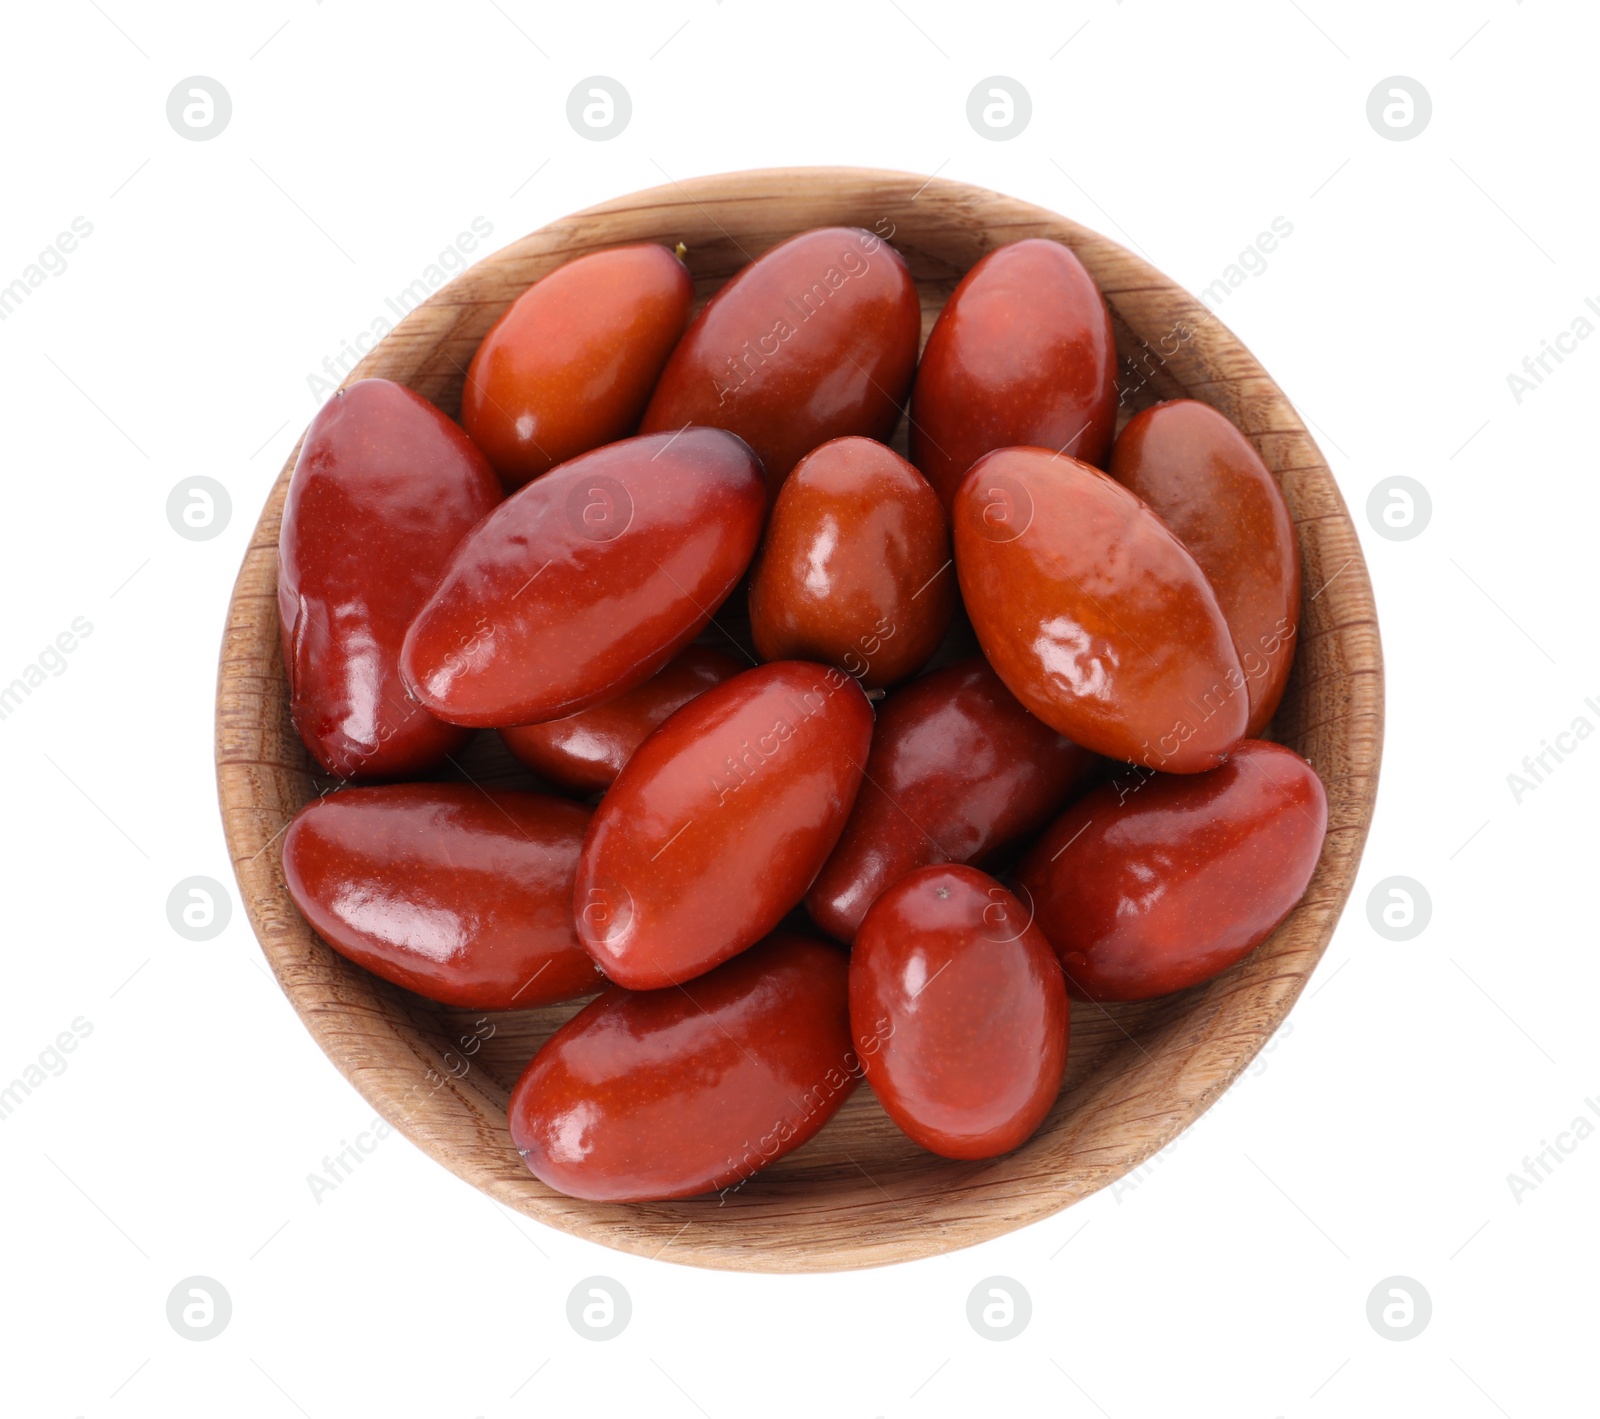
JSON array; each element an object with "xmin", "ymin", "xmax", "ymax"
[
  {"xmin": 748, "ymin": 436, "xmax": 955, "ymax": 689},
  {"xmin": 1013, "ymin": 739, "xmax": 1327, "ymax": 1001},
  {"xmin": 640, "ymin": 227, "xmax": 921, "ymax": 502},
  {"xmin": 499, "ymin": 643, "xmax": 745, "ymax": 795},
  {"xmin": 575, "ymin": 661, "xmax": 873, "ymax": 989},
  {"xmin": 463, "ymin": 244, "xmax": 693, "ymax": 490},
  {"xmin": 278, "ymin": 378, "xmax": 500, "ymax": 779},
  {"xmin": 1109, "ymin": 399, "xmax": 1300, "ymax": 737},
  {"xmin": 282, "ymin": 784, "xmax": 601, "ymax": 1009},
  {"xmin": 851, "ymin": 865, "xmax": 1067, "ymax": 1159},
  {"xmin": 909, "ymin": 238, "xmax": 1117, "ymax": 510},
  {"xmin": 806, "ymin": 656, "xmax": 1096, "ymax": 942},
  {"xmin": 953, "ymin": 446, "xmax": 1247, "ymax": 773},
  {"xmin": 400, "ymin": 429, "xmax": 765, "ymax": 727},
  {"xmin": 509, "ymin": 932, "xmax": 856, "ymax": 1202}
]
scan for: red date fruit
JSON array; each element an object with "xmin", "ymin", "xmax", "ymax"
[
  {"xmin": 1014, "ymin": 740, "xmax": 1327, "ymax": 1001},
  {"xmin": 509, "ymin": 931, "xmax": 856, "ymax": 1202},
  {"xmin": 953, "ymin": 447, "xmax": 1247, "ymax": 773},
  {"xmin": 462, "ymin": 244, "xmax": 693, "ymax": 490},
  {"xmin": 281, "ymin": 784, "xmax": 601, "ymax": 1009},
  {"xmin": 278, "ymin": 378, "xmax": 500, "ymax": 779},
  {"xmin": 748, "ymin": 437, "xmax": 955, "ymax": 689},
  {"xmin": 574, "ymin": 661, "xmax": 873, "ymax": 989},
  {"xmin": 640, "ymin": 227, "xmax": 921, "ymax": 502},
  {"xmin": 1109, "ymin": 399, "xmax": 1300, "ymax": 737},
  {"xmin": 806, "ymin": 657, "xmax": 1095, "ymax": 942},
  {"xmin": 909, "ymin": 238, "xmax": 1117, "ymax": 510},
  {"xmin": 851, "ymin": 865, "xmax": 1067, "ymax": 1159},
  {"xmin": 499, "ymin": 643, "xmax": 745, "ymax": 794},
  {"xmin": 400, "ymin": 429, "xmax": 764, "ymax": 728}
]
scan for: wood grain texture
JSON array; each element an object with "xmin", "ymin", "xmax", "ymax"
[{"xmin": 215, "ymin": 168, "xmax": 1383, "ymax": 1272}]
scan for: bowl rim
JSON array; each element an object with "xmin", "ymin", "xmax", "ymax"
[{"xmin": 215, "ymin": 165, "xmax": 1383, "ymax": 1272}]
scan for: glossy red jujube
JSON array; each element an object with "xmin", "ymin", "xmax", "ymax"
[
  {"xmin": 509, "ymin": 931, "xmax": 856, "ymax": 1202},
  {"xmin": 499, "ymin": 643, "xmax": 745, "ymax": 795},
  {"xmin": 953, "ymin": 447, "xmax": 1247, "ymax": 773},
  {"xmin": 640, "ymin": 227, "xmax": 921, "ymax": 502},
  {"xmin": 462, "ymin": 244, "xmax": 693, "ymax": 490},
  {"xmin": 851, "ymin": 865, "xmax": 1067, "ymax": 1160},
  {"xmin": 1110, "ymin": 399, "xmax": 1301, "ymax": 737},
  {"xmin": 281, "ymin": 784, "xmax": 601, "ymax": 1009},
  {"xmin": 400, "ymin": 429, "xmax": 765, "ymax": 728},
  {"xmin": 277, "ymin": 378, "xmax": 500, "ymax": 779},
  {"xmin": 909, "ymin": 238, "xmax": 1117, "ymax": 510},
  {"xmin": 748, "ymin": 437, "xmax": 956, "ymax": 689},
  {"xmin": 805, "ymin": 657, "xmax": 1097, "ymax": 943},
  {"xmin": 574, "ymin": 660, "xmax": 873, "ymax": 989},
  {"xmin": 1014, "ymin": 739, "xmax": 1327, "ymax": 1001}
]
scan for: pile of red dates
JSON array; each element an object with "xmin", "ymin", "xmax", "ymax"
[{"xmin": 277, "ymin": 226, "xmax": 1326, "ymax": 1203}]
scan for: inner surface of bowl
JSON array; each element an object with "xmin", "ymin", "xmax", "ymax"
[{"xmin": 216, "ymin": 167, "xmax": 1382, "ymax": 1273}]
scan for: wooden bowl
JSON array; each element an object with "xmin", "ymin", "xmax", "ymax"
[{"xmin": 216, "ymin": 167, "xmax": 1382, "ymax": 1272}]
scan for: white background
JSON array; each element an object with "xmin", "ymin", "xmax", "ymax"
[{"xmin": 1, "ymin": 1, "xmax": 1593, "ymax": 1415}]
